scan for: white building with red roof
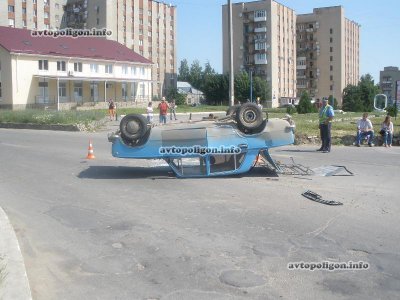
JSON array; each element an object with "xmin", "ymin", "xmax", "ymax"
[{"xmin": 0, "ymin": 26, "xmax": 154, "ymax": 110}]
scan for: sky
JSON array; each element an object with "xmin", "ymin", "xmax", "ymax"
[{"xmin": 171, "ymin": 0, "xmax": 400, "ymax": 83}]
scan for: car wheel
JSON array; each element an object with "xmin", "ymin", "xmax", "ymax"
[
  {"xmin": 226, "ymin": 104, "xmax": 241, "ymax": 116},
  {"xmin": 236, "ymin": 102, "xmax": 263, "ymax": 130},
  {"xmin": 120, "ymin": 114, "xmax": 148, "ymax": 142}
]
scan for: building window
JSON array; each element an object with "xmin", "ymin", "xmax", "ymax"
[
  {"xmin": 122, "ymin": 65, "xmax": 128, "ymax": 74},
  {"xmin": 330, "ymin": 75, "xmax": 333, "ymax": 81},
  {"xmin": 44, "ymin": 12, "xmax": 49, "ymax": 18},
  {"xmin": 38, "ymin": 60, "xmax": 48, "ymax": 70},
  {"xmin": 330, "ymin": 85, "xmax": 333, "ymax": 91},
  {"xmin": 255, "ymin": 10, "xmax": 266, "ymax": 18},
  {"xmin": 97, "ymin": 18, "xmax": 99, "ymax": 25},
  {"xmin": 33, "ymin": 0, "xmax": 37, "ymax": 3},
  {"xmin": 0, "ymin": 82, "xmax": 2, "ymax": 99},
  {"xmin": 122, "ymin": 83, "xmax": 128, "ymax": 100},
  {"xmin": 330, "ymin": 37, "xmax": 333, "ymax": 43},
  {"xmin": 8, "ymin": 5, "xmax": 15, "ymax": 12},
  {"xmin": 8, "ymin": 19, "xmax": 15, "ymax": 27},
  {"xmin": 330, "ymin": 56, "xmax": 333, "ymax": 62},
  {"xmin": 22, "ymin": 7, "xmax": 27, "ymax": 14},
  {"xmin": 55, "ymin": 3, "xmax": 59, "ymax": 9},
  {"xmin": 139, "ymin": 40, "xmax": 143, "ymax": 46},
  {"xmin": 74, "ymin": 62, "xmax": 82, "ymax": 72},
  {"xmin": 59, "ymin": 82, "xmax": 67, "ymax": 97},
  {"xmin": 330, "ymin": 47, "xmax": 333, "ymax": 52},
  {"xmin": 105, "ymin": 64, "xmax": 113, "ymax": 74},
  {"xmin": 44, "ymin": 0, "xmax": 49, "ymax": 6},
  {"xmin": 330, "ymin": 28, "xmax": 333, "ymax": 34},
  {"xmin": 330, "ymin": 65, "xmax": 333, "ymax": 71},
  {"xmin": 90, "ymin": 63, "xmax": 99, "ymax": 73},
  {"xmin": 74, "ymin": 82, "xmax": 83, "ymax": 101},
  {"xmin": 23, "ymin": 20, "xmax": 27, "ymax": 27},
  {"xmin": 57, "ymin": 61, "xmax": 66, "ymax": 71},
  {"xmin": 33, "ymin": 10, "xmax": 37, "ymax": 16}
]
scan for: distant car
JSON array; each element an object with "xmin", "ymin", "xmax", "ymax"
[{"xmin": 108, "ymin": 103, "xmax": 295, "ymax": 178}]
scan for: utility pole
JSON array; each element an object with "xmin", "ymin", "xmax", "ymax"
[
  {"xmin": 228, "ymin": 0, "xmax": 235, "ymax": 107},
  {"xmin": 250, "ymin": 68, "xmax": 253, "ymax": 102}
]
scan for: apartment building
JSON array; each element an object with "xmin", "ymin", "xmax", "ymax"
[
  {"xmin": 0, "ymin": 0, "xmax": 67, "ymax": 29},
  {"xmin": 0, "ymin": 26, "xmax": 153, "ymax": 109},
  {"xmin": 222, "ymin": 0, "xmax": 296, "ymax": 108},
  {"xmin": 380, "ymin": 66, "xmax": 400, "ymax": 104},
  {"xmin": 63, "ymin": 0, "xmax": 177, "ymax": 99},
  {"xmin": 296, "ymin": 6, "xmax": 360, "ymax": 105}
]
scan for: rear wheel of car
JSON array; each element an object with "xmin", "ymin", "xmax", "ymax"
[
  {"xmin": 236, "ymin": 103, "xmax": 263, "ymax": 131},
  {"xmin": 226, "ymin": 104, "xmax": 241, "ymax": 116},
  {"xmin": 120, "ymin": 114, "xmax": 149, "ymax": 143}
]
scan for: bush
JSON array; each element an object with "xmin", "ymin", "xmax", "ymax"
[
  {"xmin": 297, "ymin": 91, "xmax": 315, "ymax": 114},
  {"xmin": 286, "ymin": 105, "xmax": 297, "ymax": 115},
  {"xmin": 386, "ymin": 104, "xmax": 398, "ymax": 117}
]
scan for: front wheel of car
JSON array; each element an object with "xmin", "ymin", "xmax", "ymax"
[
  {"xmin": 236, "ymin": 102, "xmax": 263, "ymax": 131},
  {"xmin": 120, "ymin": 114, "xmax": 148, "ymax": 142}
]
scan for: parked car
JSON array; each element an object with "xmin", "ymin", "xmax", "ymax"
[{"xmin": 108, "ymin": 103, "xmax": 295, "ymax": 178}]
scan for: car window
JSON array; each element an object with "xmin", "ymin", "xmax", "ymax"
[
  {"xmin": 171, "ymin": 157, "xmax": 207, "ymax": 176},
  {"xmin": 210, "ymin": 153, "xmax": 245, "ymax": 174}
]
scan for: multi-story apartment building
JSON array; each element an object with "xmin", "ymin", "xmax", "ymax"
[
  {"xmin": 0, "ymin": 0, "xmax": 67, "ymax": 30},
  {"xmin": 296, "ymin": 6, "xmax": 360, "ymax": 105},
  {"xmin": 222, "ymin": 0, "xmax": 297, "ymax": 108},
  {"xmin": 63, "ymin": 0, "xmax": 177, "ymax": 99},
  {"xmin": 380, "ymin": 66, "xmax": 400, "ymax": 104}
]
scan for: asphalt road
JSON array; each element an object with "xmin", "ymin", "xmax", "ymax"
[{"xmin": 0, "ymin": 126, "xmax": 399, "ymax": 300}]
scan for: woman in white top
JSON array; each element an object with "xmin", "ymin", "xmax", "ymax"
[
  {"xmin": 146, "ymin": 102, "xmax": 154, "ymax": 123},
  {"xmin": 380, "ymin": 115, "xmax": 394, "ymax": 147}
]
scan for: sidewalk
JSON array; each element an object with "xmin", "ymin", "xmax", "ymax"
[{"xmin": 0, "ymin": 207, "xmax": 32, "ymax": 300}]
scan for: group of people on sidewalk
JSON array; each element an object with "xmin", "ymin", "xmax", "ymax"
[
  {"xmin": 146, "ymin": 97, "xmax": 178, "ymax": 124},
  {"xmin": 317, "ymin": 98, "xmax": 395, "ymax": 152}
]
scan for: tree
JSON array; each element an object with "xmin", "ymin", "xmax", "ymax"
[
  {"xmin": 234, "ymin": 72, "xmax": 250, "ymax": 102},
  {"xmin": 358, "ymin": 74, "xmax": 381, "ymax": 112},
  {"xmin": 297, "ymin": 91, "xmax": 314, "ymax": 114},
  {"xmin": 166, "ymin": 87, "xmax": 186, "ymax": 105},
  {"xmin": 178, "ymin": 59, "xmax": 190, "ymax": 82},
  {"xmin": 203, "ymin": 74, "xmax": 229, "ymax": 105},
  {"xmin": 328, "ymin": 95, "xmax": 338, "ymax": 109},
  {"xmin": 189, "ymin": 60, "xmax": 203, "ymax": 90},
  {"xmin": 253, "ymin": 77, "xmax": 270, "ymax": 104},
  {"xmin": 342, "ymin": 84, "xmax": 363, "ymax": 112}
]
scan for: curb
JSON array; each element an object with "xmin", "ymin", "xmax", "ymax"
[{"xmin": 0, "ymin": 207, "xmax": 32, "ymax": 300}]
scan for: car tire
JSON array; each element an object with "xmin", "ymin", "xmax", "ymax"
[
  {"xmin": 120, "ymin": 114, "xmax": 149, "ymax": 142},
  {"xmin": 226, "ymin": 104, "xmax": 241, "ymax": 116},
  {"xmin": 236, "ymin": 102, "xmax": 263, "ymax": 130}
]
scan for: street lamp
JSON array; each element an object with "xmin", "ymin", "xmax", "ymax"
[
  {"xmin": 228, "ymin": 0, "xmax": 235, "ymax": 106},
  {"xmin": 249, "ymin": 67, "xmax": 253, "ymax": 102}
]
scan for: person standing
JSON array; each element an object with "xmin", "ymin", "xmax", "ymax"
[
  {"xmin": 380, "ymin": 115, "xmax": 394, "ymax": 147},
  {"xmin": 158, "ymin": 97, "xmax": 169, "ymax": 124},
  {"xmin": 169, "ymin": 100, "xmax": 178, "ymax": 120},
  {"xmin": 317, "ymin": 98, "xmax": 334, "ymax": 153},
  {"xmin": 355, "ymin": 112, "xmax": 374, "ymax": 147},
  {"xmin": 108, "ymin": 99, "xmax": 116, "ymax": 121},
  {"xmin": 146, "ymin": 102, "xmax": 154, "ymax": 123}
]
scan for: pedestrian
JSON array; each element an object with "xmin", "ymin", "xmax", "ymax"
[
  {"xmin": 256, "ymin": 98, "xmax": 263, "ymax": 110},
  {"xmin": 317, "ymin": 98, "xmax": 334, "ymax": 153},
  {"xmin": 380, "ymin": 115, "xmax": 394, "ymax": 147},
  {"xmin": 169, "ymin": 99, "xmax": 178, "ymax": 120},
  {"xmin": 108, "ymin": 99, "xmax": 116, "ymax": 121},
  {"xmin": 146, "ymin": 102, "xmax": 154, "ymax": 123},
  {"xmin": 355, "ymin": 112, "xmax": 374, "ymax": 147},
  {"xmin": 158, "ymin": 97, "xmax": 169, "ymax": 124}
]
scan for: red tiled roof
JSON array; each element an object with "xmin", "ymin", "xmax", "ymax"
[{"xmin": 0, "ymin": 26, "xmax": 152, "ymax": 65}]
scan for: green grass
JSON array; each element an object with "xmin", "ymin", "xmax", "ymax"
[{"xmin": 0, "ymin": 109, "xmax": 106, "ymax": 125}]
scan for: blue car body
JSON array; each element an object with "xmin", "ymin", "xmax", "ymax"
[{"xmin": 109, "ymin": 118, "xmax": 295, "ymax": 178}]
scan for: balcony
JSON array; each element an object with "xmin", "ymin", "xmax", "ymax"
[
  {"xmin": 254, "ymin": 15, "xmax": 267, "ymax": 22},
  {"xmin": 254, "ymin": 27, "xmax": 267, "ymax": 33}
]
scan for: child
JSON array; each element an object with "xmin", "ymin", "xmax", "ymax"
[
  {"xmin": 380, "ymin": 115, "xmax": 394, "ymax": 147},
  {"xmin": 146, "ymin": 102, "xmax": 153, "ymax": 123}
]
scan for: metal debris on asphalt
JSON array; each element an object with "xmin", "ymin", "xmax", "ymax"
[{"xmin": 301, "ymin": 190, "xmax": 343, "ymax": 206}]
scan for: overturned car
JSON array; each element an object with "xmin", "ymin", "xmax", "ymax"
[{"xmin": 108, "ymin": 103, "xmax": 295, "ymax": 178}]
